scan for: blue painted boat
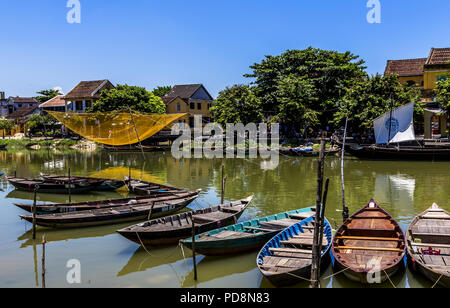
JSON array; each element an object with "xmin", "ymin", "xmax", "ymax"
[
  {"xmin": 181, "ymin": 207, "xmax": 316, "ymax": 256},
  {"xmin": 0, "ymin": 172, "xmax": 4, "ymax": 177},
  {"xmin": 257, "ymin": 216, "xmax": 333, "ymax": 287}
]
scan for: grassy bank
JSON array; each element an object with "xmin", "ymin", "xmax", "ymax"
[{"xmin": 0, "ymin": 138, "xmax": 81, "ymax": 149}]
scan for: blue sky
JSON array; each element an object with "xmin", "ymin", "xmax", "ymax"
[{"xmin": 0, "ymin": 0, "xmax": 449, "ymax": 98}]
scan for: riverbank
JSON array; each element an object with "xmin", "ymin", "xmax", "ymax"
[{"xmin": 0, "ymin": 138, "xmax": 97, "ymax": 151}]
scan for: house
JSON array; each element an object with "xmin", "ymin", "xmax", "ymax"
[
  {"xmin": 7, "ymin": 106, "xmax": 40, "ymax": 134},
  {"xmin": 163, "ymin": 84, "xmax": 214, "ymax": 128},
  {"xmin": 385, "ymin": 47, "xmax": 450, "ymax": 139},
  {"xmin": 8, "ymin": 97, "xmax": 39, "ymax": 114},
  {"xmin": 0, "ymin": 91, "xmax": 8, "ymax": 117},
  {"xmin": 63, "ymin": 80, "xmax": 115, "ymax": 113},
  {"xmin": 39, "ymin": 95, "xmax": 66, "ymax": 114}
]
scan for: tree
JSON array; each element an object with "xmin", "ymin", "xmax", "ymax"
[
  {"xmin": 211, "ymin": 85, "xmax": 264, "ymax": 126},
  {"xmin": 89, "ymin": 84, "xmax": 166, "ymax": 114},
  {"xmin": 35, "ymin": 89, "xmax": 62, "ymax": 103},
  {"xmin": 27, "ymin": 114, "xmax": 59, "ymax": 132},
  {"xmin": 152, "ymin": 86, "xmax": 172, "ymax": 97},
  {"xmin": 245, "ymin": 47, "xmax": 367, "ymax": 127},
  {"xmin": 333, "ymin": 74, "xmax": 422, "ymax": 132},
  {"xmin": 0, "ymin": 118, "xmax": 15, "ymax": 133},
  {"xmin": 436, "ymin": 75, "xmax": 450, "ymax": 114}
]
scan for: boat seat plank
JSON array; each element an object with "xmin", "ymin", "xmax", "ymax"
[
  {"xmin": 269, "ymin": 247, "xmax": 313, "ymax": 254},
  {"xmin": 281, "ymin": 237, "xmax": 328, "ymax": 247},
  {"xmin": 336, "ymin": 236, "xmax": 403, "ymax": 242},
  {"xmin": 288, "ymin": 212, "xmax": 315, "ymax": 220},
  {"xmin": 244, "ymin": 226, "xmax": 275, "ymax": 232},
  {"xmin": 334, "ymin": 246, "xmax": 404, "ymax": 253},
  {"xmin": 411, "ymin": 242, "xmax": 450, "ymax": 249}
]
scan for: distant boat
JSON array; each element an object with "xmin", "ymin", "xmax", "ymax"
[
  {"xmin": 257, "ymin": 216, "xmax": 332, "ymax": 287},
  {"xmin": 6, "ymin": 176, "xmax": 103, "ymax": 194},
  {"xmin": 117, "ymin": 196, "xmax": 253, "ymax": 246},
  {"xmin": 407, "ymin": 203, "xmax": 450, "ymax": 288},
  {"xmin": 331, "ymin": 200, "xmax": 406, "ymax": 284},
  {"xmin": 181, "ymin": 207, "xmax": 316, "ymax": 256},
  {"xmin": 40, "ymin": 174, "xmax": 126, "ymax": 192},
  {"xmin": 345, "ymin": 102, "xmax": 450, "ymax": 160}
]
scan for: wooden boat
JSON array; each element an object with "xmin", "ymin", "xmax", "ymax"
[
  {"xmin": 181, "ymin": 207, "xmax": 316, "ymax": 256},
  {"xmin": 40, "ymin": 174, "xmax": 125, "ymax": 191},
  {"xmin": 331, "ymin": 200, "xmax": 406, "ymax": 284},
  {"xmin": 117, "ymin": 196, "xmax": 253, "ymax": 246},
  {"xmin": 407, "ymin": 203, "xmax": 450, "ymax": 288},
  {"xmin": 6, "ymin": 176, "xmax": 103, "ymax": 194},
  {"xmin": 345, "ymin": 144, "xmax": 450, "ymax": 161},
  {"xmin": 14, "ymin": 189, "xmax": 201, "ymax": 214},
  {"xmin": 257, "ymin": 216, "xmax": 332, "ymax": 287},
  {"xmin": 19, "ymin": 195, "xmax": 198, "ymax": 228},
  {"xmin": 129, "ymin": 179, "xmax": 186, "ymax": 196}
]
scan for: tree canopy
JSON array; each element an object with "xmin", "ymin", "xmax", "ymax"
[
  {"xmin": 89, "ymin": 84, "xmax": 166, "ymax": 114},
  {"xmin": 333, "ymin": 74, "xmax": 422, "ymax": 132},
  {"xmin": 436, "ymin": 75, "xmax": 450, "ymax": 114},
  {"xmin": 244, "ymin": 47, "xmax": 367, "ymax": 128},
  {"xmin": 35, "ymin": 89, "xmax": 62, "ymax": 103},
  {"xmin": 0, "ymin": 118, "xmax": 15, "ymax": 131},
  {"xmin": 152, "ymin": 86, "xmax": 172, "ymax": 97},
  {"xmin": 211, "ymin": 85, "xmax": 264, "ymax": 126}
]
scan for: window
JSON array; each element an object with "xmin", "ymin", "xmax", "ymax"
[
  {"xmin": 437, "ymin": 75, "xmax": 448, "ymax": 82},
  {"xmin": 207, "ymin": 102, "xmax": 212, "ymax": 110},
  {"xmin": 177, "ymin": 104, "xmax": 181, "ymax": 112},
  {"xmin": 406, "ymin": 80, "xmax": 416, "ymax": 87},
  {"xmin": 189, "ymin": 117, "xmax": 195, "ymax": 128},
  {"xmin": 85, "ymin": 101, "xmax": 92, "ymax": 110},
  {"xmin": 190, "ymin": 102, "xmax": 195, "ymax": 110},
  {"xmin": 75, "ymin": 101, "xmax": 83, "ymax": 111},
  {"xmin": 197, "ymin": 102, "xmax": 202, "ymax": 110}
]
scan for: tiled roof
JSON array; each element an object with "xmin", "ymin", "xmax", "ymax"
[
  {"xmin": 162, "ymin": 96, "xmax": 179, "ymax": 105},
  {"xmin": 7, "ymin": 106, "xmax": 38, "ymax": 119},
  {"xmin": 39, "ymin": 95, "xmax": 66, "ymax": 108},
  {"xmin": 9, "ymin": 97, "xmax": 38, "ymax": 104},
  {"xmin": 164, "ymin": 84, "xmax": 203, "ymax": 100},
  {"xmin": 425, "ymin": 48, "xmax": 450, "ymax": 66},
  {"xmin": 384, "ymin": 58, "xmax": 427, "ymax": 76},
  {"xmin": 64, "ymin": 80, "xmax": 113, "ymax": 100}
]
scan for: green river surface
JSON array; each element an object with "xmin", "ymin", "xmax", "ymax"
[{"xmin": 0, "ymin": 149, "xmax": 448, "ymax": 288}]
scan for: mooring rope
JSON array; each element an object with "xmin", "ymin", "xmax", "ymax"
[
  {"xmin": 383, "ymin": 269, "xmax": 397, "ymax": 288},
  {"xmin": 135, "ymin": 231, "xmax": 152, "ymax": 256},
  {"xmin": 431, "ymin": 274, "xmax": 443, "ymax": 289}
]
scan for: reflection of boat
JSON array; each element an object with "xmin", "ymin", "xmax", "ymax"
[
  {"xmin": 346, "ymin": 145, "xmax": 450, "ymax": 161},
  {"xmin": 407, "ymin": 204, "xmax": 450, "ymax": 288},
  {"xmin": 331, "ymin": 200, "xmax": 406, "ymax": 284},
  {"xmin": 117, "ymin": 246, "xmax": 188, "ymax": 278},
  {"xmin": 14, "ymin": 190, "xmax": 201, "ymax": 214},
  {"xmin": 181, "ymin": 207, "xmax": 315, "ymax": 256},
  {"xmin": 6, "ymin": 176, "xmax": 103, "ymax": 194},
  {"xmin": 182, "ymin": 253, "xmax": 257, "ymax": 288},
  {"xmin": 118, "ymin": 196, "xmax": 253, "ymax": 246},
  {"xmin": 40, "ymin": 174, "xmax": 125, "ymax": 191},
  {"xmin": 20, "ymin": 195, "xmax": 198, "ymax": 228},
  {"xmin": 257, "ymin": 216, "xmax": 332, "ymax": 287}
]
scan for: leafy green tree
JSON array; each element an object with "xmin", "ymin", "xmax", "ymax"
[
  {"xmin": 27, "ymin": 114, "xmax": 59, "ymax": 131},
  {"xmin": 35, "ymin": 89, "xmax": 62, "ymax": 103},
  {"xmin": 333, "ymin": 74, "xmax": 422, "ymax": 132},
  {"xmin": 89, "ymin": 84, "xmax": 166, "ymax": 114},
  {"xmin": 245, "ymin": 47, "xmax": 367, "ymax": 127},
  {"xmin": 0, "ymin": 118, "xmax": 15, "ymax": 131},
  {"xmin": 152, "ymin": 86, "xmax": 172, "ymax": 97},
  {"xmin": 211, "ymin": 85, "xmax": 264, "ymax": 126},
  {"xmin": 436, "ymin": 75, "xmax": 450, "ymax": 113}
]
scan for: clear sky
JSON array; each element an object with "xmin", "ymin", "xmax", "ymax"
[{"xmin": 1, "ymin": 0, "xmax": 449, "ymax": 98}]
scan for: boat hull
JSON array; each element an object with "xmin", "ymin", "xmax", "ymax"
[{"xmin": 346, "ymin": 145, "xmax": 450, "ymax": 161}]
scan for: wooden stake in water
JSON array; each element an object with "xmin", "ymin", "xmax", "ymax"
[
  {"xmin": 341, "ymin": 117, "xmax": 349, "ymax": 221},
  {"xmin": 191, "ymin": 213, "xmax": 198, "ymax": 281},
  {"xmin": 128, "ymin": 165, "xmax": 132, "ymax": 191},
  {"xmin": 310, "ymin": 131, "xmax": 327, "ymax": 289},
  {"xmin": 41, "ymin": 234, "xmax": 46, "ymax": 289},
  {"xmin": 32, "ymin": 185, "xmax": 38, "ymax": 240},
  {"xmin": 318, "ymin": 178, "xmax": 330, "ymax": 260},
  {"xmin": 68, "ymin": 168, "xmax": 72, "ymax": 204},
  {"xmin": 221, "ymin": 165, "xmax": 227, "ymax": 204},
  {"xmin": 147, "ymin": 202, "xmax": 156, "ymax": 221}
]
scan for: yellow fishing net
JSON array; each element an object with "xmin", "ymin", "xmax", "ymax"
[{"xmin": 48, "ymin": 111, "xmax": 186, "ymax": 146}]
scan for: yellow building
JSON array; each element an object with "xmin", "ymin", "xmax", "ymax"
[
  {"xmin": 162, "ymin": 84, "xmax": 214, "ymax": 128},
  {"xmin": 385, "ymin": 48, "xmax": 450, "ymax": 139}
]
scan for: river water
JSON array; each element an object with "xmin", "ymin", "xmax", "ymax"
[{"xmin": 0, "ymin": 149, "xmax": 448, "ymax": 288}]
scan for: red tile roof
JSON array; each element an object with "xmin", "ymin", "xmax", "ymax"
[
  {"xmin": 384, "ymin": 58, "xmax": 427, "ymax": 76},
  {"xmin": 39, "ymin": 95, "xmax": 66, "ymax": 108},
  {"xmin": 425, "ymin": 48, "xmax": 450, "ymax": 66},
  {"xmin": 64, "ymin": 80, "xmax": 114, "ymax": 100},
  {"xmin": 9, "ymin": 97, "xmax": 38, "ymax": 104},
  {"xmin": 7, "ymin": 106, "xmax": 38, "ymax": 119}
]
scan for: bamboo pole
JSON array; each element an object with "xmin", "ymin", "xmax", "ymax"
[
  {"xmin": 341, "ymin": 118, "xmax": 349, "ymax": 221},
  {"xmin": 147, "ymin": 202, "xmax": 156, "ymax": 221},
  {"xmin": 68, "ymin": 168, "xmax": 72, "ymax": 204},
  {"xmin": 221, "ymin": 165, "xmax": 227, "ymax": 204},
  {"xmin": 310, "ymin": 131, "xmax": 327, "ymax": 288},
  {"xmin": 191, "ymin": 213, "xmax": 198, "ymax": 281},
  {"xmin": 317, "ymin": 178, "xmax": 330, "ymax": 265},
  {"xmin": 32, "ymin": 185, "xmax": 38, "ymax": 240},
  {"xmin": 41, "ymin": 234, "xmax": 46, "ymax": 288}
]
